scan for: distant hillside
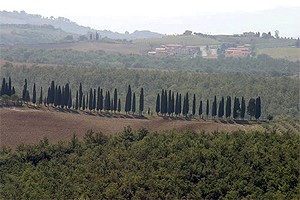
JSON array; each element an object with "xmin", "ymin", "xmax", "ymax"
[
  {"xmin": 0, "ymin": 11, "xmax": 164, "ymax": 40},
  {"xmin": 0, "ymin": 24, "xmax": 73, "ymax": 45}
]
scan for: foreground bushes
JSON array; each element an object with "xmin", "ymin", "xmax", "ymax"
[{"xmin": 1, "ymin": 128, "xmax": 299, "ymax": 199}]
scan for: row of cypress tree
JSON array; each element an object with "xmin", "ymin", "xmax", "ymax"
[{"xmin": 4, "ymin": 78, "xmax": 261, "ymax": 119}]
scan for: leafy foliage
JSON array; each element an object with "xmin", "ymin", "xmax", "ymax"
[{"xmin": 1, "ymin": 129, "xmax": 299, "ymax": 199}]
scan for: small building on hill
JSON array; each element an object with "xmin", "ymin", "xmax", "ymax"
[{"xmin": 224, "ymin": 44, "xmax": 251, "ymax": 58}]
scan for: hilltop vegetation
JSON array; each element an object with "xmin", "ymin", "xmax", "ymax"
[{"xmin": 1, "ymin": 129, "xmax": 299, "ymax": 199}]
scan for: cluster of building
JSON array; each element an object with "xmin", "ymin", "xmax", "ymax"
[
  {"xmin": 224, "ymin": 44, "xmax": 252, "ymax": 58},
  {"xmin": 148, "ymin": 44, "xmax": 252, "ymax": 58}
]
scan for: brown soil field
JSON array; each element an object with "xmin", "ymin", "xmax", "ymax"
[{"xmin": 0, "ymin": 107, "xmax": 261, "ymax": 148}]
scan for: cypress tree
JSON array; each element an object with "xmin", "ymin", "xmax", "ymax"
[
  {"xmin": 39, "ymin": 87, "xmax": 43, "ymax": 104},
  {"xmin": 160, "ymin": 89, "xmax": 164, "ymax": 115},
  {"xmin": 82, "ymin": 95, "xmax": 86, "ymax": 110},
  {"xmin": 171, "ymin": 92, "xmax": 175, "ymax": 116},
  {"xmin": 132, "ymin": 92, "xmax": 136, "ymax": 114},
  {"xmin": 86, "ymin": 92, "xmax": 89, "ymax": 110},
  {"xmin": 156, "ymin": 93, "xmax": 160, "ymax": 115},
  {"xmin": 206, "ymin": 99, "xmax": 209, "ymax": 118},
  {"xmin": 233, "ymin": 97, "xmax": 241, "ymax": 120},
  {"xmin": 68, "ymin": 89, "xmax": 72, "ymax": 109},
  {"xmin": 100, "ymin": 89, "xmax": 103, "ymax": 111},
  {"xmin": 44, "ymin": 97, "xmax": 47, "ymax": 106},
  {"xmin": 118, "ymin": 98, "xmax": 121, "ymax": 113},
  {"xmin": 125, "ymin": 85, "xmax": 132, "ymax": 114},
  {"xmin": 182, "ymin": 95, "xmax": 186, "ymax": 116},
  {"xmin": 168, "ymin": 90, "xmax": 172, "ymax": 116},
  {"xmin": 110, "ymin": 99, "xmax": 114, "ymax": 112},
  {"xmin": 50, "ymin": 81, "xmax": 55, "ymax": 104},
  {"xmin": 114, "ymin": 88, "xmax": 118, "ymax": 112},
  {"xmin": 255, "ymin": 97, "xmax": 261, "ymax": 120},
  {"xmin": 22, "ymin": 79, "xmax": 28, "ymax": 102},
  {"xmin": 192, "ymin": 94, "xmax": 196, "ymax": 116},
  {"xmin": 179, "ymin": 93, "xmax": 182, "ymax": 116},
  {"xmin": 75, "ymin": 91, "xmax": 79, "ymax": 110},
  {"xmin": 199, "ymin": 100, "xmax": 203, "ymax": 118},
  {"xmin": 12, "ymin": 87, "xmax": 15, "ymax": 95},
  {"xmin": 64, "ymin": 83, "xmax": 70, "ymax": 107},
  {"xmin": 218, "ymin": 101, "xmax": 222, "ymax": 118},
  {"xmin": 185, "ymin": 92, "xmax": 189, "ymax": 116},
  {"xmin": 212, "ymin": 96, "xmax": 217, "ymax": 118},
  {"xmin": 241, "ymin": 96, "xmax": 246, "ymax": 119},
  {"xmin": 164, "ymin": 90, "xmax": 168, "ymax": 115},
  {"xmin": 89, "ymin": 88, "xmax": 93, "ymax": 111},
  {"xmin": 226, "ymin": 96, "xmax": 231, "ymax": 119},
  {"xmin": 25, "ymin": 90, "xmax": 30, "ymax": 102},
  {"xmin": 8, "ymin": 77, "xmax": 11, "ymax": 96},
  {"xmin": 1, "ymin": 78, "xmax": 6, "ymax": 96},
  {"xmin": 54, "ymin": 85, "xmax": 58, "ymax": 107},
  {"xmin": 32, "ymin": 83, "xmax": 36, "ymax": 104},
  {"xmin": 221, "ymin": 97, "xmax": 224, "ymax": 117},
  {"xmin": 175, "ymin": 92, "xmax": 179, "ymax": 116},
  {"xmin": 97, "ymin": 87, "xmax": 100, "ymax": 111},
  {"xmin": 247, "ymin": 98, "xmax": 256, "ymax": 120},
  {"xmin": 139, "ymin": 88, "xmax": 144, "ymax": 115},
  {"xmin": 47, "ymin": 87, "xmax": 51, "ymax": 106},
  {"xmin": 61, "ymin": 86, "xmax": 65, "ymax": 109},
  {"xmin": 93, "ymin": 89, "xmax": 96, "ymax": 111},
  {"xmin": 79, "ymin": 83, "xmax": 83, "ymax": 109}
]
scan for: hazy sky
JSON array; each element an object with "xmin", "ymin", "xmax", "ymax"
[{"xmin": 2, "ymin": 0, "xmax": 300, "ymax": 35}]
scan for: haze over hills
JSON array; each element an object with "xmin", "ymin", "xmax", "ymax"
[{"xmin": 0, "ymin": 10, "xmax": 164, "ymax": 40}]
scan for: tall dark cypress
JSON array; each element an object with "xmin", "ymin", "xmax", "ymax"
[
  {"xmin": 75, "ymin": 91, "xmax": 79, "ymax": 110},
  {"xmin": 32, "ymin": 83, "xmax": 36, "ymax": 104},
  {"xmin": 199, "ymin": 100, "xmax": 203, "ymax": 118},
  {"xmin": 225, "ymin": 96, "xmax": 231, "ymax": 119},
  {"xmin": 110, "ymin": 99, "xmax": 114, "ymax": 112},
  {"xmin": 139, "ymin": 88, "xmax": 144, "ymax": 115},
  {"xmin": 97, "ymin": 87, "xmax": 100, "ymax": 111},
  {"xmin": 179, "ymin": 93, "xmax": 182, "ymax": 116},
  {"xmin": 1, "ymin": 78, "xmax": 6, "ymax": 96},
  {"xmin": 212, "ymin": 96, "xmax": 217, "ymax": 118},
  {"xmin": 54, "ymin": 86, "xmax": 58, "ymax": 107},
  {"xmin": 168, "ymin": 90, "xmax": 172, "ymax": 116},
  {"xmin": 164, "ymin": 90, "xmax": 168, "ymax": 115},
  {"xmin": 93, "ymin": 89, "xmax": 96, "ymax": 111},
  {"xmin": 114, "ymin": 88, "xmax": 118, "ymax": 112},
  {"xmin": 218, "ymin": 97, "xmax": 224, "ymax": 118},
  {"xmin": 241, "ymin": 96, "xmax": 246, "ymax": 119},
  {"xmin": 12, "ymin": 87, "xmax": 15, "ymax": 95},
  {"xmin": 255, "ymin": 97, "xmax": 261, "ymax": 120},
  {"xmin": 39, "ymin": 87, "xmax": 43, "ymax": 104},
  {"xmin": 64, "ymin": 83, "xmax": 70, "ymax": 107},
  {"xmin": 206, "ymin": 99, "xmax": 209, "ymax": 118},
  {"xmin": 125, "ymin": 85, "xmax": 132, "ymax": 114},
  {"xmin": 156, "ymin": 93, "xmax": 160, "ymax": 115},
  {"xmin": 192, "ymin": 94, "xmax": 196, "ymax": 116},
  {"xmin": 185, "ymin": 92, "xmax": 189, "ymax": 116},
  {"xmin": 68, "ymin": 90, "xmax": 72, "ymax": 109},
  {"xmin": 22, "ymin": 79, "xmax": 28, "ymax": 102},
  {"xmin": 105, "ymin": 91, "xmax": 111, "ymax": 111},
  {"xmin": 25, "ymin": 90, "xmax": 30, "ymax": 102},
  {"xmin": 82, "ymin": 95, "xmax": 86, "ymax": 110},
  {"xmin": 79, "ymin": 83, "xmax": 83, "ymax": 109},
  {"xmin": 61, "ymin": 86, "xmax": 65, "ymax": 109},
  {"xmin": 171, "ymin": 92, "xmax": 175, "ymax": 115},
  {"xmin": 47, "ymin": 87, "xmax": 51, "ymax": 106},
  {"xmin": 160, "ymin": 89, "xmax": 164, "ymax": 115},
  {"xmin": 8, "ymin": 77, "xmax": 11, "ymax": 96},
  {"xmin": 86, "ymin": 92, "xmax": 89, "ymax": 110},
  {"xmin": 233, "ymin": 97, "xmax": 241, "ymax": 119},
  {"xmin": 132, "ymin": 92, "xmax": 136, "ymax": 114},
  {"xmin": 118, "ymin": 98, "xmax": 121, "ymax": 112},
  {"xmin": 175, "ymin": 92, "xmax": 179, "ymax": 116},
  {"xmin": 89, "ymin": 88, "xmax": 93, "ymax": 111},
  {"xmin": 182, "ymin": 95, "xmax": 186, "ymax": 116},
  {"xmin": 100, "ymin": 89, "xmax": 103, "ymax": 111},
  {"xmin": 50, "ymin": 81, "xmax": 55, "ymax": 104},
  {"xmin": 247, "ymin": 98, "xmax": 256, "ymax": 120}
]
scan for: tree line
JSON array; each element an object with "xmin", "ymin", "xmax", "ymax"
[{"xmin": 1, "ymin": 77, "xmax": 261, "ymax": 120}]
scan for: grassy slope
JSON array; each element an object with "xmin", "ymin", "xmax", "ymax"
[{"xmin": 257, "ymin": 47, "xmax": 300, "ymax": 61}]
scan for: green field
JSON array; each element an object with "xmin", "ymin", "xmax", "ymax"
[{"xmin": 257, "ymin": 47, "xmax": 300, "ymax": 61}]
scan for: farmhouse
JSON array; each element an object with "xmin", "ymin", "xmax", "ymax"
[
  {"xmin": 148, "ymin": 44, "xmax": 200, "ymax": 56},
  {"xmin": 224, "ymin": 44, "xmax": 252, "ymax": 58}
]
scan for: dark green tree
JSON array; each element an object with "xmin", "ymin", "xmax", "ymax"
[
  {"xmin": 96, "ymin": 87, "xmax": 100, "ymax": 111},
  {"xmin": 50, "ymin": 80, "xmax": 55, "ymax": 104},
  {"xmin": 168, "ymin": 90, "xmax": 172, "ymax": 116},
  {"xmin": 11, "ymin": 86, "xmax": 15, "ymax": 95},
  {"xmin": 192, "ymin": 94, "xmax": 196, "ymax": 116},
  {"xmin": 32, "ymin": 83, "xmax": 36, "ymax": 104},
  {"xmin": 212, "ymin": 96, "xmax": 217, "ymax": 119},
  {"xmin": 93, "ymin": 89, "xmax": 96, "ymax": 111},
  {"xmin": 125, "ymin": 85, "xmax": 132, "ymax": 114},
  {"xmin": 182, "ymin": 95, "xmax": 187, "ymax": 117},
  {"xmin": 39, "ymin": 87, "xmax": 43, "ymax": 104},
  {"xmin": 61, "ymin": 86, "xmax": 65, "ymax": 109},
  {"xmin": 86, "ymin": 92, "xmax": 89, "ymax": 110},
  {"xmin": 22, "ymin": 79, "xmax": 28, "ymax": 102},
  {"xmin": 175, "ymin": 92, "xmax": 179, "ymax": 116},
  {"xmin": 226, "ymin": 96, "xmax": 231, "ymax": 119},
  {"xmin": 156, "ymin": 93, "xmax": 160, "ymax": 115},
  {"xmin": 25, "ymin": 90, "xmax": 30, "ymax": 102},
  {"xmin": 114, "ymin": 88, "xmax": 118, "ymax": 113},
  {"xmin": 64, "ymin": 83, "xmax": 70, "ymax": 107},
  {"xmin": 99, "ymin": 89, "xmax": 103, "ymax": 111},
  {"xmin": 8, "ymin": 77, "xmax": 11, "ymax": 96},
  {"xmin": 105, "ymin": 91, "xmax": 111, "ymax": 111},
  {"xmin": 171, "ymin": 92, "xmax": 175, "ymax": 116},
  {"xmin": 218, "ymin": 97, "xmax": 224, "ymax": 118},
  {"xmin": 179, "ymin": 94, "xmax": 182, "ymax": 116},
  {"xmin": 118, "ymin": 98, "xmax": 121, "ymax": 113},
  {"xmin": 160, "ymin": 89, "xmax": 165, "ymax": 115},
  {"xmin": 82, "ymin": 95, "xmax": 86, "ymax": 110},
  {"xmin": 89, "ymin": 88, "xmax": 93, "ymax": 111},
  {"xmin": 199, "ymin": 100, "xmax": 203, "ymax": 118},
  {"xmin": 1, "ymin": 78, "xmax": 6, "ymax": 96},
  {"xmin": 132, "ymin": 92, "xmax": 136, "ymax": 114},
  {"xmin": 233, "ymin": 97, "xmax": 241, "ymax": 120},
  {"xmin": 206, "ymin": 99, "xmax": 209, "ymax": 118},
  {"xmin": 79, "ymin": 83, "xmax": 83, "ymax": 109},
  {"xmin": 247, "ymin": 98, "xmax": 256, "ymax": 120},
  {"xmin": 241, "ymin": 96, "xmax": 246, "ymax": 120},
  {"xmin": 139, "ymin": 88, "xmax": 144, "ymax": 115},
  {"xmin": 164, "ymin": 90, "xmax": 168, "ymax": 115},
  {"xmin": 255, "ymin": 96, "xmax": 261, "ymax": 120},
  {"xmin": 68, "ymin": 90, "xmax": 72, "ymax": 109},
  {"xmin": 75, "ymin": 91, "xmax": 79, "ymax": 110}
]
